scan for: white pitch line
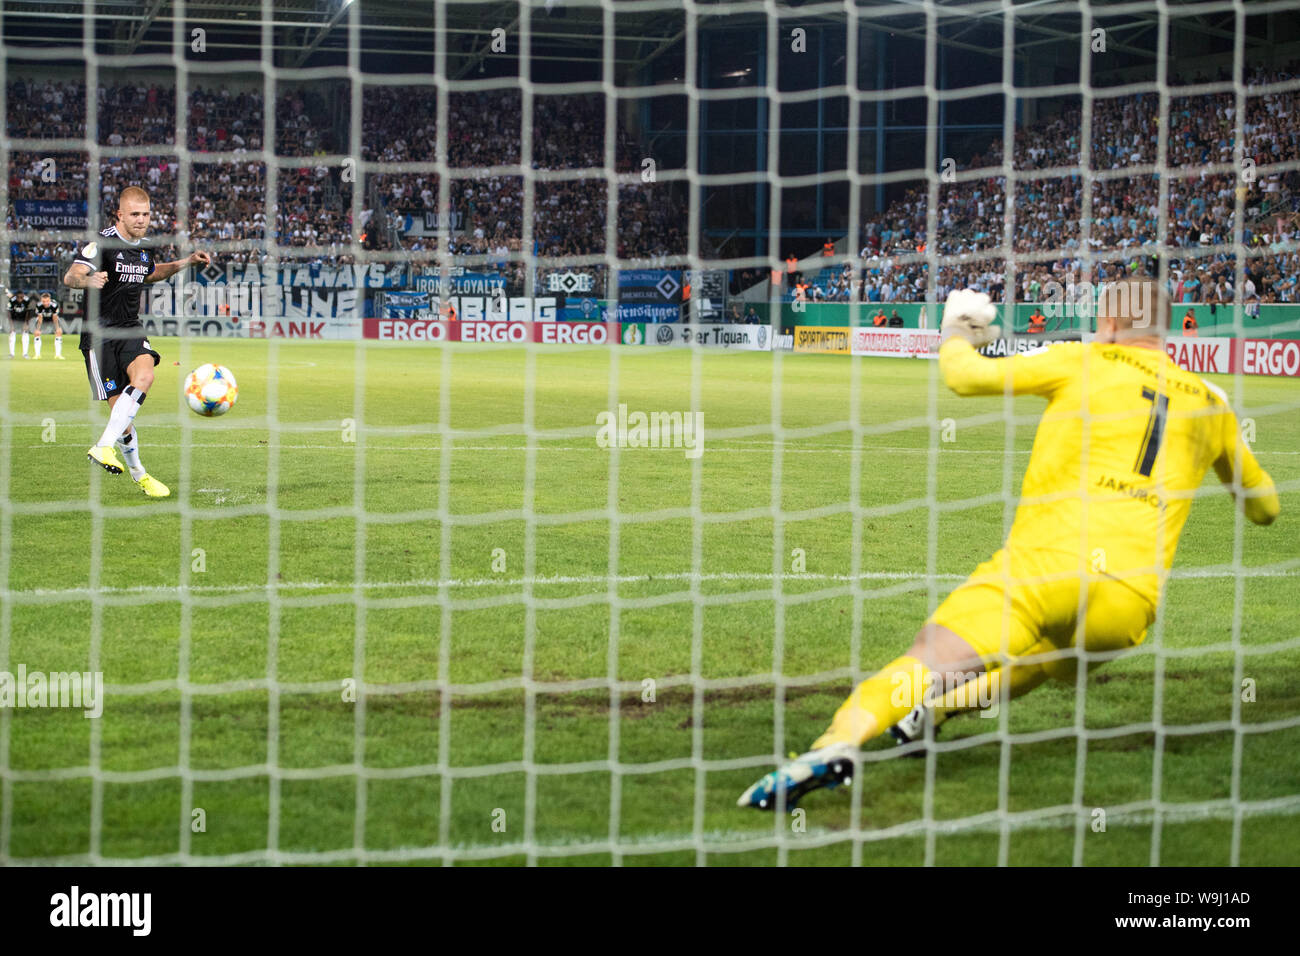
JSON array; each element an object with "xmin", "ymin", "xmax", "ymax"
[
  {"xmin": 432, "ymin": 797, "xmax": 1300, "ymax": 854},
  {"xmin": 7, "ymin": 565, "xmax": 1297, "ymax": 599},
  {"xmin": 27, "ymin": 798, "xmax": 1293, "ymax": 864},
  {"xmin": 20, "ymin": 441, "xmax": 1300, "ymax": 456},
  {"xmin": 24, "ymin": 442, "xmax": 996, "ymax": 454}
]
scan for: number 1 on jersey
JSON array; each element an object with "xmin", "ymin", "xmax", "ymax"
[{"xmin": 1135, "ymin": 386, "xmax": 1169, "ymax": 477}]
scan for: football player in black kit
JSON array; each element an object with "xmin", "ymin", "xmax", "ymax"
[
  {"xmin": 63, "ymin": 186, "xmax": 211, "ymax": 498},
  {"xmin": 7, "ymin": 289, "xmax": 30, "ymax": 358},
  {"xmin": 29, "ymin": 292, "xmax": 65, "ymax": 360}
]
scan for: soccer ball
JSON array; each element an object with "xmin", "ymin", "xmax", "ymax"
[{"xmin": 184, "ymin": 363, "xmax": 238, "ymax": 416}]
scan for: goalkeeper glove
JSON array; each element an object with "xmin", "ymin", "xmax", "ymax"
[{"xmin": 941, "ymin": 288, "xmax": 999, "ymax": 348}]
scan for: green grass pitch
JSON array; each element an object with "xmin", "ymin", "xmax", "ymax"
[{"xmin": 1, "ymin": 338, "xmax": 1296, "ymax": 865}]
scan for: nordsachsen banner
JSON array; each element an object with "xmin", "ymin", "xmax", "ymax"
[
  {"xmin": 793, "ymin": 326, "xmax": 850, "ymax": 354},
  {"xmin": 13, "ymin": 199, "xmax": 88, "ymax": 228}
]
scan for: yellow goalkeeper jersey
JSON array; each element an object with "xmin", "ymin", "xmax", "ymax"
[{"xmin": 939, "ymin": 338, "xmax": 1280, "ymax": 605}]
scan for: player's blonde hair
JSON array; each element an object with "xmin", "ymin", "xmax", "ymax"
[
  {"xmin": 118, "ymin": 186, "xmax": 150, "ymax": 208},
  {"xmin": 1097, "ymin": 277, "xmax": 1168, "ymax": 338}
]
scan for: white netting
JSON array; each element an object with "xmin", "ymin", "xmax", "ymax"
[{"xmin": 0, "ymin": 0, "xmax": 1298, "ymax": 866}]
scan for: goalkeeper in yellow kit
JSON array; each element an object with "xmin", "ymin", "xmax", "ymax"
[{"xmin": 739, "ymin": 278, "xmax": 1280, "ymax": 810}]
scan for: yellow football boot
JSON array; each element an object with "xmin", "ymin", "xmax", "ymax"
[
  {"xmin": 135, "ymin": 474, "xmax": 171, "ymax": 498},
  {"xmin": 87, "ymin": 445, "xmax": 125, "ymax": 475}
]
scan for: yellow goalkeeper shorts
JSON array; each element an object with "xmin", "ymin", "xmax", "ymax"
[{"xmin": 930, "ymin": 547, "xmax": 1156, "ymax": 680}]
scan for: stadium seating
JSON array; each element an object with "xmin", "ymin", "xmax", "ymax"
[
  {"xmin": 784, "ymin": 65, "xmax": 1300, "ymax": 305},
  {"xmin": 5, "ymin": 71, "xmax": 1298, "ymax": 303}
]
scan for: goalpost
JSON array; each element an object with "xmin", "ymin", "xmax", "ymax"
[{"xmin": 0, "ymin": 0, "xmax": 1298, "ymax": 867}]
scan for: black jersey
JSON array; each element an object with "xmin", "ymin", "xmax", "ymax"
[
  {"xmin": 73, "ymin": 225, "xmax": 157, "ymax": 352},
  {"xmin": 35, "ymin": 302, "xmax": 58, "ymax": 323},
  {"xmin": 8, "ymin": 294, "xmax": 30, "ymax": 323}
]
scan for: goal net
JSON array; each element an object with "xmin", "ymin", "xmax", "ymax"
[{"xmin": 0, "ymin": 0, "xmax": 1297, "ymax": 867}]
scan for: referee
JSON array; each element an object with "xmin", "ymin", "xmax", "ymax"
[{"xmin": 63, "ymin": 186, "xmax": 211, "ymax": 498}]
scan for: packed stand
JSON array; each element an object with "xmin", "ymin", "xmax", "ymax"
[
  {"xmin": 361, "ymin": 86, "xmax": 703, "ymax": 286},
  {"xmin": 788, "ymin": 65, "xmax": 1300, "ymax": 306},
  {"xmin": 6, "ymin": 79, "xmax": 350, "ymax": 267}
]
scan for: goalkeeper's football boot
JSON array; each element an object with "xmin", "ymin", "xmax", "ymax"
[
  {"xmin": 888, "ymin": 704, "xmax": 942, "ymax": 756},
  {"xmin": 737, "ymin": 742, "xmax": 857, "ymax": 811},
  {"xmin": 87, "ymin": 445, "xmax": 125, "ymax": 475},
  {"xmin": 134, "ymin": 474, "xmax": 170, "ymax": 498}
]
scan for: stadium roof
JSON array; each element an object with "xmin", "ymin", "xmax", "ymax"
[
  {"xmin": 0, "ymin": 0, "xmax": 1289, "ymax": 78},
  {"xmin": 0, "ymin": 0, "xmax": 683, "ymax": 74}
]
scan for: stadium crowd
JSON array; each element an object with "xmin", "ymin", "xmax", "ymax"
[
  {"xmin": 802, "ymin": 65, "xmax": 1300, "ymax": 306},
  {"xmin": 5, "ymin": 69, "xmax": 1298, "ymax": 306},
  {"xmin": 361, "ymin": 87, "xmax": 700, "ymax": 291},
  {"xmin": 6, "ymin": 80, "xmax": 353, "ymax": 267}
]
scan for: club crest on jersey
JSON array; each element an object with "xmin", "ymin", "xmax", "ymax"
[{"xmin": 104, "ymin": 378, "xmax": 116, "ymax": 391}]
